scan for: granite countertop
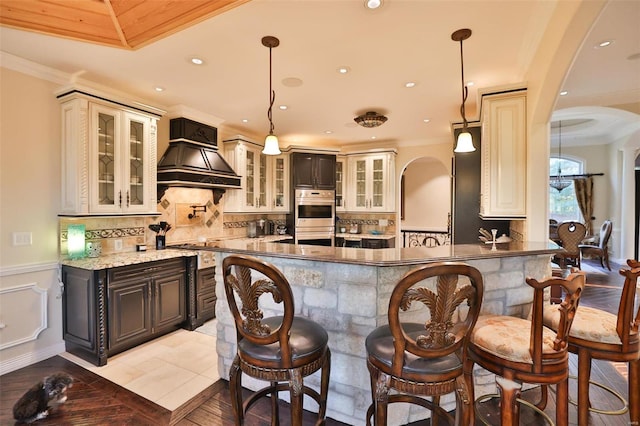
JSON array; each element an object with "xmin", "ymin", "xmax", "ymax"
[
  {"xmin": 335, "ymin": 232, "xmax": 395, "ymax": 240},
  {"xmin": 192, "ymin": 239, "xmax": 562, "ymax": 266},
  {"xmin": 60, "ymin": 248, "xmax": 197, "ymax": 270}
]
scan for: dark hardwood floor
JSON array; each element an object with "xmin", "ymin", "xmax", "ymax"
[{"xmin": 1, "ymin": 258, "xmax": 635, "ymax": 425}]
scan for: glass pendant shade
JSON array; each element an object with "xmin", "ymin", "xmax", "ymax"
[
  {"xmin": 263, "ymin": 134, "xmax": 281, "ymax": 155},
  {"xmin": 454, "ymin": 130, "xmax": 475, "ymax": 153}
]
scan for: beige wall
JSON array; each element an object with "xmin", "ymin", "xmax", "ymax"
[
  {"xmin": 0, "ymin": 68, "xmax": 65, "ymax": 372},
  {"xmin": 401, "ymin": 157, "xmax": 450, "ymax": 231}
]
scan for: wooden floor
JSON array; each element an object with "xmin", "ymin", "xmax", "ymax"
[{"xmin": 1, "ymin": 258, "xmax": 636, "ymax": 426}]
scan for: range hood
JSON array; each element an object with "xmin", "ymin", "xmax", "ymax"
[{"xmin": 157, "ymin": 118, "xmax": 241, "ymax": 203}]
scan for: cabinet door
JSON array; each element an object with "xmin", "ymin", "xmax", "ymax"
[
  {"xmin": 108, "ymin": 279, "xmax": 152, "ymax": 353},
  {"xmin": 315, "ymin": 154, "xmax": 336, "ymax": 190},
  {"xmin": 154, "ymin": 271, "xmax": 186, "ymax": 332},
  {"xmin": 335, "ymin": 158, "xmax": 346, "ymax": 211},
  {"xmin": 122, "ymin": 112, "xmax": 152, "ymax": 213},
  {"xmin": 62, "ymin": 267, "xmax": 98, "ymax": 352},
  {"xmin": 90, "ymin": 103, "xmax": 122, "ymax": 213},
  {"xmin": 291, "ymin": 153, "xmax": 315, "ymax": 188},
  {"xmin": 272, "ymin": 155, "xmax": 289, "ymax": 211},
  {"xmin": 480, "ymin": 91, "xmax": 527, "ymax": 218},
  {"xmin": 354, "ymin": 158, "xmax": 368, "ymax": 209}
]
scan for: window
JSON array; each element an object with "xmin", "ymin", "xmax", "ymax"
[{"xmin": 549, "ymin": 157, "xmax": 583, "ymax": 222}]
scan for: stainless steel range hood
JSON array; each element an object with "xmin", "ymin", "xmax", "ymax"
[{"xmin": 157, "ymin": 118, "xmax": 241, "ymax": 203}]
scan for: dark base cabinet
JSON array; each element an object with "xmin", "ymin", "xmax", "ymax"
[
  {"xmin": 195, "ymin": 266, "xmax": 216, "ymax": 327},
  {"xmin": 62, "ymin": 256, "xmax": 196, "ymax": 366},
  {"xmin": 335, "ymin": 237, "xmax": 395, "ymax": 249}
]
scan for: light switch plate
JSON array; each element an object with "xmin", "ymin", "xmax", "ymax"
[{"xmin": 12, "ymin": 232, "xmax": 32, "ymax": 246}]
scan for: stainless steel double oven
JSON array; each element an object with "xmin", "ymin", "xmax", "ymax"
[{"xmin": 293, "ymin": 189, "xmax": 335, "ymax": 246}]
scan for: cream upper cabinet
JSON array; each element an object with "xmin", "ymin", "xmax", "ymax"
[
  {"xmin": 480, "ymin": 90, "xmax": 527, "ymax": 219},
  {"xmin": 223, "ymin": 138, "xmax": 289, "ymax": 213},
  {"xmin": 59, "ymin": 92, "xmax": 159, "ymax": 215},
  {"xmin": 346, "ymin": 151, "xmax": 396, "ymax": 212},
  {"xmin": 335, "ymin": 156, "xmax": 346, "ymax": 212}
]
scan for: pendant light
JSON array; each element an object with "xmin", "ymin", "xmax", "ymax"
[
  {"xmin": 550, "ymin": 120, "xmax": 572, "ymax": 192},
  {"xmin": 262, "ymin": 36, "xmax": 281, "ymax": 155},
  {"xmin": 451, "ymin": 28, "xmax": 475, "ymax": 153}
]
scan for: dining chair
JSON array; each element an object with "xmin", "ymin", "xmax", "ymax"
[
  {"xmin": 464, "ymin": 271, "xmax": 585, "ymax": 426},
  {"xmin": 365, "ymin": 261, "xmax": 484, "ymax": 425},
  {"xmin": 578, "ymin": 219, "xmax": 613, "ymax": 270},
  {"xmin": 543, "ymin": 259, "xmax": 640, "ymax": 425},
  {"xmin": 553, "ymin": 221, "xmax": 587, "ymax": 269},
  {"xmin": 222, "ymin": 254, "xmax": 331, "ymax": 426}
]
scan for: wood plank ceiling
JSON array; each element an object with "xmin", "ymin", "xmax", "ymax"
[{"xmin": 0, "ymin": 0, "xmax": 250, "ymax": 49}]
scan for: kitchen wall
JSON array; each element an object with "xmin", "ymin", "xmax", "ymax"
[
  {"xmin": 0, "ymin": 67, "xmax": 64, "ymax": 373},
  {"xmin": 401, "ymin": 156, "xmax": 450, "ymax": 232}
]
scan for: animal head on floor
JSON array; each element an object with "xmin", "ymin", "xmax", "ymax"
[{"xmin": 13, "ymin": 372, "xmax": 74, "ymax": 424}]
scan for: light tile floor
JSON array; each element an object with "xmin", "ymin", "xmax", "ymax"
[{"xmin": 60, "ymin": 319, "xmax": 219, "ymax": 411}]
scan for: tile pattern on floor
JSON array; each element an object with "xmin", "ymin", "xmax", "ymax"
[{"xmin": 60, "ymin": 320, "xmax": 219, "ymax": 411}]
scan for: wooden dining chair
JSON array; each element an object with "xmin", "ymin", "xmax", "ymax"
[
  {"xmin": 543, "ymin": 259, "xmax": 640, "ymax": 425},
  {"xmin": 365, "ymin": 262, "xmax": 484, "ymax": 425},
  {"xmin": 464, "ymin": 271, "xmax": 585, "ymax": 426},
  {"xmin": 222, "ymin": 254, "xmax": 331, "ymax": 426},
  {"xmin": 553, "ymin": 221, "xmax": 587, "ymax": 269},
  {"xmin": 578, "ymin": 219, "xmax": 613, "ymax": 270}
]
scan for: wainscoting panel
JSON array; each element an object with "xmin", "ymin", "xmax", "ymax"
[{"xmin": 0, "ymin": 283, "xmax": 48, "ymax": 350}]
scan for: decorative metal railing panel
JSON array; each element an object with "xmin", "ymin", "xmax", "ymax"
[{"xmin": 402, "ymin": 230, "xmax": 451, "ymax": 247}]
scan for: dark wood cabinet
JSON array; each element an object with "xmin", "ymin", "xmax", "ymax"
[
  {"xmin": 195, "ymin": 266, "xmax": 216, "ymax": 327},
  {"xmin": 62, "ymin": 256, "xmax": 195, "ymax": 366},
  {"xmin": 291, "ymin": 152, "xmax": 336, "ymax": 189},
  {"xmin": 335, "ymin": 236, "xmax": 395, "ymax": 249}
]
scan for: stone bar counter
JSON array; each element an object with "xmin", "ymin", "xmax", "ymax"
[{"xmin": 204, "ymin": 240, "xmax": 560, "ymax": 425}]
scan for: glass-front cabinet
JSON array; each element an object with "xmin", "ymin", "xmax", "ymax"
[
  {"xmin": 58, "ymin": 90, "xmax": 160, "ymax": 215},
  {"xmin": 346, "ymin": 151, "xmax": 396, "ymax": 212},
  {"xmin": 223, "ymin": 138, "xmax": 289, "ymax": 213},
  {"xmin": 335, "ymin": 156, "xmax": 346, "ymax": 212}
]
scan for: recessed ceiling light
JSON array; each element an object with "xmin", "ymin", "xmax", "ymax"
[
  {"xmin": 628, "ymin": 52, "xmax": 640, "ymax": 61},
  {"xmin": 279, "ymin": 105, "xmax": 288, "ymax": 110},
  {"xmin": 371, "ymin": 136, "xmax": 377, "ymax": 140},
  {"xmin": 154, "ymin": 86, "xmax": 164, "ymax": 92},
  {"xmin": 190, "ymin": 57, "xmax": 204, "ymax": 65},
  {"xmin": 595, "ymin": 39, "xmax": 614, "ymax": 48},
  {"xmin": 365, "ymin": 0, "xmax": 382, "ymax": 10},
  {"xmin": 560, "ymin": 91, "xmax": 568, "ymax": 96},
  {"xmin": 337, "ymin": 66, "xmax": 351, "ymax": 74},
  {"xmin": 325, "ymin": 130, "xmax": 333, "ymax": 134},
  {"xmin": 241, "ymin": 119, "xmax": 249, "ymax": 123},
  {"xmin": 282, "ymin": 77, "xmax": 303, "ymax": 87},
  {"xmin": 405, "ymin": 82, "xmax": 417, "ymax": 88},
  {"xmin": 423, "ymin": 119, "xmax": 430, "ymax": 123},
  {"xmin": 466, "ymin": 81, "xmax": 474, "ymax": 87}
]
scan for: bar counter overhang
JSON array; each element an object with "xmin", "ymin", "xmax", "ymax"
[{"xmin": 206, "ymin": 240, "xmax": 561, "ymax": 425}]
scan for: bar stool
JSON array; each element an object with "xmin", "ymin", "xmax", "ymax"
[
  {"xmin": 365, "ymin": 262, "xmax": 484, "ymax": 425},
  {"xmin": 222, "ymin": 254, "xmax": 331, "ymax": 426},
  {"xmin": 463, "ymin": 271, "xmax": 585, "ymax": 426},
  {"xmin": 543, "ymin": 259, "xmax": 640, "ymax": 425}
]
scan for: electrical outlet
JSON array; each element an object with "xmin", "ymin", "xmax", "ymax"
[
  {"xmin": 114, "ymin": 239, "xmax": 123, "ymax": 251},
  {"xmin": 379, "ymin": 219, "xmax": 388, "ymax": 227},
  {"xmin": 12, "ymin": 232, "xmax": 32, "ymax": 246}
]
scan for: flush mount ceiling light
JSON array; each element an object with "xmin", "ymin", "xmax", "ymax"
[
  {"xmin": 354, "ymin": 111, "xmax": 388, "ymax": 128},
  {"xmin": 550, "ymin": 120, "xmax": 572, "ymax": 192},
  {"xmin": 451, "ymin": 28, "xmax": 475, "ymax": 153},
  {"xmin": 261, "ymin": 35, "xmax": 281, "ymax": 155}
]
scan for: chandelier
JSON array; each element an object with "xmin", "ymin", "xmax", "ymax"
[
  {"xmin": 550, "ymin": 120, "xmax": 572, "ymax": 192},
  {"xmin": 451, "ymin": 28, "xmax": 475, "ymax": 153},
  {"xmin": 354, "ymin": 111, "xmax": 388, "ymax": 128}
]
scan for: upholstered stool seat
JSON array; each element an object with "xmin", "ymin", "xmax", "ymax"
[
  {"xmin": 223, "ymin": 254, "xmax": 331, "ymax": 426},
  {"xmin": 471, "ymin": 315, "xmax": 563, "ymax": 364},
  {"xmin": 544, "ymin": 306, "xmax": 621, "ymax": 345},
  {"xmin": 365, "ymin": 262, "xmax": 484, "ymax": 426}
]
